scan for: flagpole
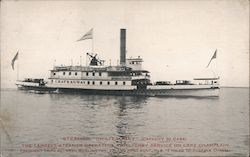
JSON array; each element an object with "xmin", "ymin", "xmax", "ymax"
[
  {"xmin": 92, "ymin": 33, "xmax": 94, "ymax": 53},
  {"xmin": 86, "ymin": 53, "xmax": 87, "ymax": 66},
  {"xmin": 17, "ymin": 56, "xmax": 19, "ymax": 81},
  {"xmin": 216, "ymin": 51, "xmax": 218, "ymax": 78},
  {"xmin": 80, "ymin": 56, "xmax": 82, "ymax": 66}
]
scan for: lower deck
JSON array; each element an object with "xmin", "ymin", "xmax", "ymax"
[{"xmin": 16, "ymin": 81, "xmax": 219, "ymax": 97}]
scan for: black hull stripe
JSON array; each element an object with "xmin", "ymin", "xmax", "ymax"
[{"xmin": 17, "ymin": 85, "xmax": 219, "ymax": 97}]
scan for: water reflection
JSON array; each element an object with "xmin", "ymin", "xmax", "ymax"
[
  {"xmin": 108, "ymin": 96, "xmax": 146, "ymax": 156},
  {"xmin": 3, "ymin": 88, "xmax": 247, "ymax": 157},
  {"xmin": 48, "ymin": 94, "xmax": 148, "ymax": 138}
]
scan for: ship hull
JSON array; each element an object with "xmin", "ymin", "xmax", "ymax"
[
  {"xmin": 16, "ymin": 83, "xmax": 219, "ymax": 97},
  {"xmin": 145, "ymin": 88, "xmax": 219, "ymax": 97}
]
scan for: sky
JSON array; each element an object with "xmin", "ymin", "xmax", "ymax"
[{"xmin": 1, "ymin": 0, "xmax": 249, "ymax": 88}]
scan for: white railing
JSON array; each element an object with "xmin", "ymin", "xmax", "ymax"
[{"xmin": 53, "ymin": 66, "xmax": 107, "ymax": 71}]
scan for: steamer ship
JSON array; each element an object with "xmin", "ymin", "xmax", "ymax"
[{"xmin": 15, "ymin": 29, "xmax": 220, "ymax": 97}]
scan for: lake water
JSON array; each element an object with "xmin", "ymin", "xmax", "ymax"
[{"xmin": 0, "ymin": 87, "xmax": 249, "ymax": 157}]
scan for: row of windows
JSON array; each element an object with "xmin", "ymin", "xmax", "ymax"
[
  {"xmin": 51, "ymin": 80, "xmax": 127, "ymax": 85},
  {"xmin": 53, "ymin": 72, "xmax": 102, "ymax": 76},
  {"xmin": 53, "ymin": 71, "xmax": 146, "ymax": 77},
  {"xmin": 129, "ymin": 61, "xmax": 141, "ymax": 65}
]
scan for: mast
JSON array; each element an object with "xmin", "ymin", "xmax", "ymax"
[
  {"xmin": 92, "ymin": 32, "xmax": 94, "ymax": 53},
  {"xmin": 11, "ymin": 51, "xmax": 19, "ymax": 81},
  {"xmin": 216, "ymin": 50, "xmax": 218, "ymax": 78},
  {"xmin": 17, "ymin": 58, "xmax": 19, "ymax": 81},
  {"xmin": 206, "ymin": 49, "xmax": 218, "ymax": 78},
  {"xmin": 76, "ymin": 28, "xmax": 94, "ymax": 63},
  {"xmin": 80, "ymin": 56, "xmax": 82, "ymax": 66}
]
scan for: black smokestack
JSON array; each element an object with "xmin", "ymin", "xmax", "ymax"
[{"xmin": 120, "ymin": 29, "xmax": 126, "ymax": 65}]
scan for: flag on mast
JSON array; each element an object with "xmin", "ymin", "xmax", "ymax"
[
  {"xmin": 206, "ymin": 49, "xmax": 217, "ymax": 68},
  {"xmin": 76, "ymin": 28, "xmax": 93, "ymax": 41},
  {"xmin": 11, "ymin": 51, "xmax": 19, "ymax": 70}
]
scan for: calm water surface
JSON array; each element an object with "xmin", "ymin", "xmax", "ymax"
[{"xmin": 0, "ymin": 87, "xmax": 249, "ymax": 157}]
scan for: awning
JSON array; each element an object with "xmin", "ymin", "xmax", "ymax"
[{"xmin": 193, "ymin": 77, "xmax": 219, "ymax": 80}]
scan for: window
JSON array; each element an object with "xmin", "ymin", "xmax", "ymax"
[
  {"xmin": 67, "ymin": 81, "xmax": 69, "ymax": 83},
  {"xmin": 100, "ymin": 81, "xmax": 102, "ymax": 85},
  {"xmin": 92, "ymin": 72, "xmax": 95, "ymax": 76},
  {"xmin": 86, "ymin": 72, "xmax": 89, "ymax": 76},
  {"xmin": 75, "ymin": 72, "xmax": 77, "ymax": 76},
  {"xmin": 99, "ymin": 72, "xmax": 102, "ymax": 76},
  {"xmin": 87, "ymin": 81, "xmax": 90, "ymax": 85},
  {"xmin": 123, "ymin": 81, "xmax": 126, "ymax": 85},
  {"xmin": 115, "ymin": 81, "xmax": 118, "ymax": 85},
  {"xmin": 107, "ymin": 81, "xmax": 110, "ymax": 85},
  {"xmin": 69, "ymin": 72, "xmax": 71, "ymax": 75},
  {"xmin": 92, "ymin": 81, "xmax": 95, "ymax": 85},
  {"xmin": 53, "ymin": 72, "xmax": 56, "ymax": 75},
  {"xmin": 51, "ymin": 80, "xmax": 53, "ymax": 83},
  {"xmin": 63, "ymin": 72, "xmax": 65, "ymax": 75},
  {"xmin": 71, "ymin": 81, "xmax": 73, "ymax": 83},
  {"xmin": 58, "ymin": 80, "xmax": 60, "ymax": 83},
  {"xmin": 77, "ymin": 81, "xmax": 79, "ymax": 83}
]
